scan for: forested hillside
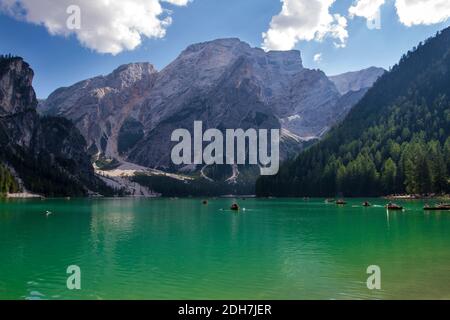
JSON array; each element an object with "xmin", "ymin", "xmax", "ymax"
[
  {"xmin": 0, "ymin": 55, "xmax": 112, "ymax": 197},
  {"xmin": 0, "ymin": 164, "xmax": 19, "ymax": 195},
  {"xmin": 256, "ymin": 28, "xmax": 450, "ymax": 197}
]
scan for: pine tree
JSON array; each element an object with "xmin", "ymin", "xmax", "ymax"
[{"xmin": 381, "ymin": 158, "xmax": 397, "ymax": 195}]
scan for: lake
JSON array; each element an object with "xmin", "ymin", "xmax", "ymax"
[{"xmin": 0, "ymin": 198, "xmax": 449, "ymax": 300}]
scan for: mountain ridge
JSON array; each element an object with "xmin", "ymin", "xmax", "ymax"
[
  {"xmin": 329, "ymin": 66, "xmax": 385, "ymax": 95},
  {"xmin": 40, "ymin": 38, "xmax": 384, "ymax": 182}
]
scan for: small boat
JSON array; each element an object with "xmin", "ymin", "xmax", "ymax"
[
  {"xmin": 325, "ymin": 198, "xmax": 335, "ymax": 203},
  {"xmin": 230, "ymin": 203, "xmax": 240, "ymax": 211},
  {"xmin": 386, "ymin": 203, "xmax": 403, "ymax": 211},
  {"xmin": 362, "ymin": 201, "xmax": 371, "ymax": 207},
  {"xmin": 424, "ymin": 204, "xmax": 450, "ymax": 211},
  {"xmin": 336, "ymin": 199, "xmax": 347, "ymax": 205}
]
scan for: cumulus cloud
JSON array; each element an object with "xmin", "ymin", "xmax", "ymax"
[
  {"xmin": 349, "ymin": 0, "xmax": 385, "ymax": 21},
  {"xmin": 262, "ymin": 0, "xmax": 349, "ymax": 51},
  {"xmin": 0, "ymin": 0, "xmax": 191, "ymax": 55},
  {"xmin": 395, "ymin": 0, "xmax": 450, "ymax": 26},
  {"xmin": 348, "ymin": 0, "xmax": 450, "ymax": 27}
]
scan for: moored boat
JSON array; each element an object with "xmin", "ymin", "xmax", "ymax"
[
  {"xmin": 386, "ymin": 203, "xmax": 403, "ymax": 210},
  {"xmin": 230, "ymin": 203, "xmax": 240, "ymax": 211}
]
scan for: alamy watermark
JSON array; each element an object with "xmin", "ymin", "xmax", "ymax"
[
  {"xmin": 171, "ymin": 121, "xmax": 280, "ymax": 176},
  {"xmin": 367, "ymin": 9, "xmax": 382, "ymax": 30},
  {"xmin": 66, "ymin": 5, "xmax": 81, "ymax": 30},
  {"xmin": 66, "ymin": 265, "xmax": 81, "ymax": 290},
  {"xmin": 366, "ymin": 265, "xmax": 381, "ymax": 290}
]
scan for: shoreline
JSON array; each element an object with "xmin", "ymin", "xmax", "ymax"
[
  {"xmin": 1, "ymin": 194, "xmax": 449, "ymax": 201},
  {"xmin": 384, "ymin": 194, "xmax": 450, "ymax": 201},
  {"xmin": 6, "ymin": 192, "xmax": 43, "ymax": 199}
]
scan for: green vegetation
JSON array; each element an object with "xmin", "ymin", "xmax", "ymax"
[
  {"xmin": 1, "ymin": 56, "xmax": 87, "ymax": 196},
  {"xmin": 0, "ymin": 54, "xmax": 21, "ymax": 74},
  {"xmin": 202, "ymin": 164, "xmax": 233, "ymax": 181},
  {"xmin": 133, "ymin": 171, "xmax": 256, "ymax": 197},
  {"xmin": 95, "ymin": 157, "xmax": 121, "ymax": 171},
  {"xmin": 1, "ymin": 146, "xmax": 87, "ymax": 196},
  {"xmin": 257, "ymin": 28, "xmax": 450, "ymax": 197},
  {"xmin": 1, "ymin": 147, "xmax": 115, "ymax": 197},
  {"xmin": 0, "ymin": 164, "xmax": 20, "ymax": 195}
]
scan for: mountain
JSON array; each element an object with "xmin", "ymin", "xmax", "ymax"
[
  {"xmin": 38, "ymin": 39, "xmax": 384, "ymax": 195},
  {"xmin": 0, "ymin": 55, "xmax": 111, "ymax": 197},
  {"xmin": 256, "ymin": 28, "xmax": 450, "ymax": 197},
  {"xmin": 329, "ymin": 67, "xmax": 386, "ymax": 95},
  {"xmin": 329, "ymin": 67, "xmax": 385, "ymax": 123},
  {"xmin": 40, "ymin": 39, "xmax": 379, "ymax": 169},
  {"xmin": 39, "ymin": 62, "xmax": 158, "ymax": 160}
]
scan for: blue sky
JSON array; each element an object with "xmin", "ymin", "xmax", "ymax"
[{"xmin": 0, "ymin": 0, "xmax": 449, "ymax": 99}]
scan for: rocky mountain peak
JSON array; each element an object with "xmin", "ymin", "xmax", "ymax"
[
  {"xmin": 329, "ymin": 66, "xmax": 386, "ymax": 95},
  {"xmin": 164, "ymin": 38, "xmax": 255, "ymax": 81},
  {"xmin": 184, "ymin": 38, "xmax": 249, "ymax": 51},
  {"xmin": 178, "ymin": 38, "xmax": 303, "ymax": 72},
  {"xmin": 0, "ymin": 57, "xmax": 37, "ymax": 115},
  {"xmin": 40, "ymin": 61, "xmax": 158, "ymax": 115},
  {"xmin": 109, "ymin": 62, "xmax": 157, "ymax": 89},
  {"xmin": 146, "ymin": 39, "xmax": 306, "ymax": 128},
  {"xmin": 266, "ymin": 50, "xmax": 303, "ymax": 71}
]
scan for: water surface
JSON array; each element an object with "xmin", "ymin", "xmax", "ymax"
[{"xmin": 0, "ymin": 198, "xmax": 449, "ymax": 300}]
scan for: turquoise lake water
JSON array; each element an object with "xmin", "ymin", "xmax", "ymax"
[{"xmin": 0, "ymin": 198, "xmax": 449, "ymax": 300}]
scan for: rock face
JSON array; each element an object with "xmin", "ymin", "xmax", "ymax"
[
  {"xmin": 332, "ymin": 88, "xmax": 370, "ymax": 123},
  {"xmin": 135, "ymin": 39, "xmax": 339, "ymax": 141},
  {"xmin": 0, "ymin": 56, "xmax": 109, "ymax": 196},
  {"xmin": 40, "ymin": 62, "xmax": 158, "ymax": 159},
  {"xmin": 40, "ymin": 39, "xmax": 383, "ymax": 173},
  {"xmin": 0, "ymin": 57, "xmax": 37, "ymax": 116},
  {"xmin": 329, "ymin": 67, "xmax": 385, "ymax": 95},
  {"xmin": 328, "ymin": 67, "xmax": 386, "ymax": 125}
]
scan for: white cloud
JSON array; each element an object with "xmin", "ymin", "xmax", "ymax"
[
  {"xmin": 349, "ymin": 0, "xmax": 385, "ymax": 21},
  {"xmin": 0, "ymin": 0, "xmax": 192, "ymax": 55},
  {"xmin": 262, "ymin": 0, "xmax": 349, "ymax": 51},
  {"xmin": 164, "ymin": 0, "xmax": 191, "ymax": 5},
  {"xmin": 395, "ymin": 0, "xmax": 450, "ymax": 26},
  {"xmin": 348, "ymin": 0, "xmax": 450, "ymax": 27},
  {"xmin": 313, "ymin": 53, "xmax": 322, "ymax": 63}
]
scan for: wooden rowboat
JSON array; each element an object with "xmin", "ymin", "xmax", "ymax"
[
  {"xmin": 230, "ymin": 203, "xmax": 240, "ymax": 211},
  {"xmin": 386, "ymin": 203, "xmax": 403, "ymax": 210}
]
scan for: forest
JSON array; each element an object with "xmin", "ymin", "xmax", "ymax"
[
  {"xmin": 256, "ymin": 28, "xmax": 450, "ymax": 197},
  {"xmin": 0, "ymin": 164, "xmax": 20, "ymax": 195}
]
